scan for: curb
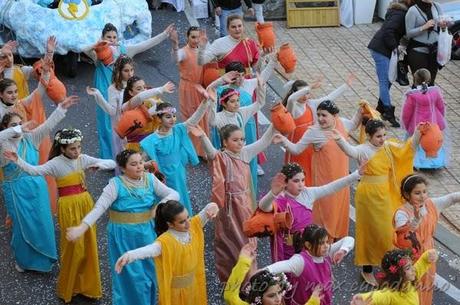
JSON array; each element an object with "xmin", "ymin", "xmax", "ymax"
[{"xmin": 266, "ymin": 70, "xmax": 460, "ymax": 257}]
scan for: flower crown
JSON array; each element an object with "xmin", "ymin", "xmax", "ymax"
[
  {"xmin": 154, "ymin": 107, "xmax": 177, "ymax": 115},
  {"xmin": 219, "ymin": 89, "xmax": 239, "ymax": 104},
  {"xmin": 244, "ymin": 272, "xmax": 292, "ymax": 305},
  {"xmin": 54, "ymin": 128, "xmax": 83, "ymax": 144}
]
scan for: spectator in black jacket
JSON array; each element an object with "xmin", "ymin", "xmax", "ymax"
[
  {"xmin": 215, "ymin": 0, "xmax": 254, "ymax": 37},
  {"xmin": 368, "ymin": 0, "xmax": 413, "ymax": 128}
]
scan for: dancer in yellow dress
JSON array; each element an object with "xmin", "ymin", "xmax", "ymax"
[
  {"xmin": 330, "ymin": 119, "xmax": 420, "ymax": 286},
  {"xmin": 115, "ymin": 200, "xmax": 219, "ymax": 305},
  {"xmin": 4, "ymin": 128, "xmax": 116, "ymax": 303}
]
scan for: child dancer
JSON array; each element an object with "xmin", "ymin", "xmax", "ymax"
[
  {"xmin": 352, "ymin": 249, "xmax": 438, "ymax": 305},
  {"xmin": 225, "ymin": 243, "xmax": 322, "ymax": 305},
  {"xmin": 122, "ymin": 76, "xmax": 175, "ymax": 151},
  {"xmin": 140, "ymin": 95, "xmax": 210, "ymax": 215},
  {"xmin": 66, "ymin": 150, "xmax": 179, "ymax": 305},
  {"xmin": 86, "ymin": 22, "xmax": 174, "ymax": 159},
  {"xmin": 401, "ymin": 68, "xmax": 448, "ymax": 169},
  {"xmin": 191, "ymin": 123, "xmax": 280, "ymax": 282},
  {"xmin": 4, "ymin": 129, "xmax": 116, "ymax": 303},
  {"xmin": 0, "ymin": 96, "xmax": 77, "ymax": 272},
  {"xmin": 87, "ymin": 73, "xmax": 174, "ymax": 155},
  {"xmin": 282, "ymin": 75, "xmax": 353, "ymax": 186},
  {"xmin": 394, "ymin": 174, "xmax": 460, "ymax": 305},
  {"xmin": 265, "ymin": 224, "xmax": 355, "ymax": 305},
  {"xmin": 330, "ymin": 119, "xmax": 420, "ymax": 286},
  {"xmin": 260, "ymin": 163, "xmax": 361, "ymax": 262},
  {"xmin": 170, "ymin": 26, "xmax": 209, "ymax": 159},
  {"xmin": 86, "ymin": 55, "xmax": 135, "ymax": 160},
  {"xmin": 280, "ymin": 100, "xmax": 362, "ymax": 240},
  {"xmin": 115, "ymin": 200, "xmax": 219, "ymax": 305}
]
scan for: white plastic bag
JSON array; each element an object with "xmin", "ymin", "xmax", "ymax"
[
  {"xmin": 340, "ymin": 0, "xmax": 354, "ymax": 28},
  {"xmin": 437, "ymin": 29, "xmax": 453, "ymax": 66},
  {"xmin": 388, "ymin": 49, "xmax": 398, "ymax": 83}
]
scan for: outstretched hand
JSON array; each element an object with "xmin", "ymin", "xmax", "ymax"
[
  {"xmin": 162, "ymin": 81, "xmax": 175, "ymax": 93},
  {"xmin": 271, "ymin": 172, "xmax": 287, "ymax": 195},
  {"xmin": 272, "ymin": 134, "xmax": 286, "ymax": 145},
  {"xmin": 332, "ymin": 249, "xmax": 346, "ymax": 264},
  {"xmin": 86, "ymin": 86, "xmax": 99, "ymax": 96},
  {"xmin": 239, "ymin": 242, "xmax": 257, "ymax": 260},
  {"xmin": 188, "ymin": 125, "xmax": 205, "ymax": 137},
  {"xmin": 46, "ymin": 36, "xmax": 57, "ymax": 54},
  {"xmin": 198, "ymin": 29, "xmax": 208, "ymax": 48},
  {"xmin": 205, "ymin": 202, "xmax": 219, "ymax": 219},
  {"xmin": 115, "ymin": 253, "xmax": 131, "ymax": 274},
  {"xmin": 60, "ymin": 95, "xmax": 79, "ymax": 109},
  {"xmin": 324, "ymin": 129, "xmax": 341, "ymax": 141}
]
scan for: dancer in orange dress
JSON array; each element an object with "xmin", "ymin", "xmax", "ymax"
[{"xmin": 170, "ymin": 26, "xmax": 209, "ymax": 158}]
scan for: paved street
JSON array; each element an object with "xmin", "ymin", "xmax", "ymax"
[{"xmin": 0, "ymin": 9, "xmax": 459, "ymax": 305}]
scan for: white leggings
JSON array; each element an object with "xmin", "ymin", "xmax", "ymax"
[{"xmin": 253, "ymin": 3, "xmax": 264, "ymax": 23}]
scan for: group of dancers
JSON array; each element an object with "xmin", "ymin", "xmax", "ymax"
[{"xmin": 0, "ymin": 12, "xmax": 459, "ymax": 305}]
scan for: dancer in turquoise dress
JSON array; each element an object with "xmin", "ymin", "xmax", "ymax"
[
  {"xmin": 140, "ymin": 98, "xmax": 210, "ymax": 215},
  {"xmin": 0, "ymin": 97, "xmax": 77, "ymax": 272},
  {"xmin": 88, "ymin": 23, "xmax": 174, "ymax": 158},
  {"xmin": 66, "ymin": 149, "xmax": 179, "ymax": 305}
]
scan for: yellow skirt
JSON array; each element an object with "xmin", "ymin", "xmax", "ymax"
[{"xmin": 56, "ymin": 172, "xmax": 102, "ymax": 302}]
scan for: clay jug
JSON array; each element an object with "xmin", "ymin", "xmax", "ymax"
[
  {"xmin": 94, "ymin": 41, "xmax": 113, "ymax": 65},
  {"xmin": 419, "ymin": 122, "xmax": 443, "ymax": 157},
  {"xmin": 256, "ymin": 22, "xmax": 276, "ymax": 50},
  {"xmin": 271, "ymin": 102, "xmax": 296, "ymax": 135},
  {"xmin": 278, "ymin": 43, "xmax": 297, "ymax": 73},
  {"xmin": 46, "ymin": 78, "xmax": 67, "ymax": 104},
  {"xmin": 115, "ymin": 105, "xmax": 152, "ymax": 138},
  {"xmin": 202, "ymin": 63, "xmax": 220, "ymax": 88}
]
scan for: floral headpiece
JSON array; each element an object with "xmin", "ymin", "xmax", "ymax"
[
  {"xmin": 219, "ymin": 89, "xmax": 239, "ymax": 104},
  {"xmin": 244, "ymin": 272, "xmax": 292, "ymax": 305},
  {"xmin": 154, "ymin": 107, "xmax": 177, "ymax": 115},
  {"xmin": 54, "ymin": 128, "xmax": 83, "ymax": 144}
]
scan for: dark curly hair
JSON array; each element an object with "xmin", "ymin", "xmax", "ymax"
[
  {"xmin": 280, "ymin": 163, "xmax": 304, "ymax": 182},
  {"xmin": 317, "ymin": 100, "xmax": 339, "ymax": 115},
  {"xmin": 240, "ymin": 270, "xmax": 292, "ymax": 303},
  {"xmin": 378, "ymin": 249, "xmax": 415, "ymax": 291},
  {"xmin": 365, "ymin": 119, "xmax": 386, "ymax": 137}
]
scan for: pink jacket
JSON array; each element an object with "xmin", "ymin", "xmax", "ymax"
[{"xmin": 401, "ymin": 86, "xmax": 446, "ymax": 135}]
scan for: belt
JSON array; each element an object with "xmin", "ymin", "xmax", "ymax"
[
  {"xmin": 58, "ymin": 184, "xmax": 86, "ymax": 197},
  {"xmin": 171, "ymin": 271, "xmax": 195, "ymax": 288},
  {"xmin": 109, "ymin": 210, "xmax": 153, "ymax": 224},
  {"xmin": 360, "ymin": 175, "xmax": 387, "ymax": 184}
]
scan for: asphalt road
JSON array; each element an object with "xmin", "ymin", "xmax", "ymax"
[{"xmin": 0, "ymin": 9, "xmax": 459, "ymax": 305}]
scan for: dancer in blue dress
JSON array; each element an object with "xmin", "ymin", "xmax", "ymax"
[
  {"xmin": 140, "ymin": 96, "xmax": 210, "ymax": 215},
  {"xmin": 66, "ymin": 149, "xmax": 179, "ymax": 305},
  {"xmin": 86, "ymin": 23, "xmax": 174, "ymax": 158},
  {"xmin": 0, "ymin": 96, "xmax": 77, "ymax": 272}
]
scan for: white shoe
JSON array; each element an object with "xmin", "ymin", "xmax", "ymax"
[
  {"xmin": 257, "ymin": 165, "xmax": 265, "ymax": 176},
  {"xmin": 15, "ymin": 263, "xmax": 25, "ymax": 273}
]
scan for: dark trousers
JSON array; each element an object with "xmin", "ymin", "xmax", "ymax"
[{"xmin": 407, "ymin": 49, "xmax": 439, "ymax": 86}]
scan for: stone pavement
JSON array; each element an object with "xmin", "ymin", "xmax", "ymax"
[{"xmin": 245, "ymin": 21, "xmax": 460, "ymax": 237}]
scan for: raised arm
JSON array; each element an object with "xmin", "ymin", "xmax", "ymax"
[
  {"xmin": 334, "ymin": 136, "xmax": 361, "ymax": 160},
  {"xmin": 281, "ymin": 128, "xmax": 319, "ymax": 155},
  {"xmin": 125, "ymin": 24, "xmax": 173, "ymax": 58},
  {"xmin": 80, "ymin": 154, "xmax": 117, "ymax": 170},
  {"xmin": 197, "ymin": 202, "xmax": 219, "ymax": 227},
  {"xmin": 259, "ymin": 56, "xmax": 276, "ymax": 83},
  {"xmin": 122, "ymin": 83, "xmax": 174, "ymax": 111},
  {"xmin": 21, "ymin": 67, "xmax": 50, "ymax": 107},
  {"xmin": 308, "ymin": 82, "xmax": 349, "ymax": 111},
  {"xmin": 241, "ymin": 125, "xmax": 275, "ymax": 162},
  {"xmin": 0, "ymin": 126, "xmax": 21, "ymax": 142},
  {"xmin": 184, "ymin": 98, "xmax": 210, "ymax": 127},
  {"xmin": 306, "ymin": 171, "xmax": 361, "ymax": 202},
  {"xmin": 87, "ymin": 86, "xmax": 117, "ymax": 116},
  {"xmin": 286, "ymin": 86, "xmax": 310, "ymax": 114},
  {"xmin": 191, "ymin": 126, "xmax": 218, "ymax": 160},
  {"xmin": 265, "ymin": 254, "xmax": 304, "ymax": 277},
  {"xmin": 341, "ymin": 107, "xmax": 363, "ymax": 133},
  {"xmin": 328, "ymin": 236, "xmax": 355, "ymax": 261},
  {"xmin": 239, "ymin": 84, "xmax": 265, "ymax": 125},
  {"xmin": 15, "ymin": 156, "xmax": 57, "ymax": 176},
  {"xmin": 29, "ymin": 102, "xmax": 68, "ymax": 147},
  {"xmin": 432, "ymin": 192, "xmax": 460, "ymax": 214}
]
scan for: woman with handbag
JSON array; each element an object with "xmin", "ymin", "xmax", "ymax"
[
  {"xmin": 405, "ymin": 0, "xmax": 447, "ymax": 86},
  {"xmin": 258, "ymin": 163, "xmax": 361, "ymax": 263},
  {"xmin": 368, "ymin": 0, "xmax": 414, "ymax": 128}
]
